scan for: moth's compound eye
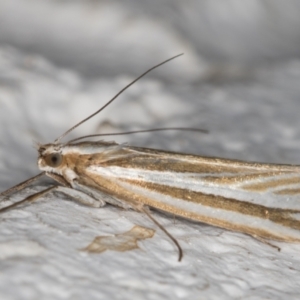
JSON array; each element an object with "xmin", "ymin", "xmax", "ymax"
[{"xmin": 44, "ymin": 153, "xmax": 63, "ymax": 168}]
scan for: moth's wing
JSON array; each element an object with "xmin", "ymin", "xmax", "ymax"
[
  {"xmin": 85, "ymin": 146, "xmax": 300, "ymax": 242},
  {"xmin": 93, "ymin": 146, "xmax": 300, "ymax": 210}
]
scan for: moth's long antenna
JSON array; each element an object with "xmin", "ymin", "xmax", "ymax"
[
  {"xmin": 54, "ymin": 53, "xmax": 184, "ymax": 143},
  {"xmin": 67, "ymin": 127, "xmax": 208, "ymax": 144}
]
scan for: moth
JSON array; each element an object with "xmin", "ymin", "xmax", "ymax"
[{"xmin": 1, "ymin": 54, "xmax": 300, "ymax": 261}]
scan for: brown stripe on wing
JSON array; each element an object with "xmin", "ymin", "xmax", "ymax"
[
  {"xmin": 274, "ymin": 188, "xmax": 300, "ymax": 195},
  {"xmin": 118, "ymin": 178, "xmax": 300, "ymax": 231},
  {"xmin": 101, "ymin": 155, "xmax": 259, "ymax": 173},
  {"xmin": 101, "ymin": 155, "xmax": 298, "ymax": 175},
  {"xmin": 201, "ymin": 171, "xmax": 289, "ymax": 185},
  {"xmin": 242, "ymin": 176, "xmax": 300, "ymax": 192},
  {"xmin": 98, "ymin": 146, "xmax": 300, "ymax": 175}
]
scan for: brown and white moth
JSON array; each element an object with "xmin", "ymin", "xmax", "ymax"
[{"xmin": 1, "ymin": 54, "xmax": 300, "ymax": 261}]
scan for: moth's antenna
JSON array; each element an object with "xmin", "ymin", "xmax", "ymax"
[
  {"xmin": 54, "ymin": 53, "xmax": 184, "ymax": 144},
  {"xmin": 67, "ymin": 127, "xmax": 208, "ymax": 144}
]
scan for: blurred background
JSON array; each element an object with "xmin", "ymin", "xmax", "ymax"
[
  {"xmin": 1, "ymin": 0, "xmax": 300, "ymax": 79},
  {"xmin": 1, "ymin": 0, "xmax": 300, "ymax": 78},
  {"xmin": 1, "ymin": 1, "xmax": 300, "ymax": 299}
]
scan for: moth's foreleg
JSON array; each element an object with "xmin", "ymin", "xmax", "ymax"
[
  {"xmin": 72, "ymin": 179, "xmax": 136, "ymax": 210},
  {"xmin": 0, "ymin": 185, "xmax": 57, "ymax": 213},
  {"xmin": 46, "ymin": 173, "xmax": 105, "ymax": 208},
  {"xmin": 54, "ymin": 186, "xmax": 105, "ymax": 208},
  {"xmin": 0, "ymin": 184, "xmax": 104, "ymax": 213},
  {"xmin": 46, "ymin": 172, "xmax": 71, "ymax": 188}
]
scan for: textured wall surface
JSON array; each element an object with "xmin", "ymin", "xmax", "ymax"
[{"xmin": 1, "ymin": 1, "xmax": 300, "ymax": 299}]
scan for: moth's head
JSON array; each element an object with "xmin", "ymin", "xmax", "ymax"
[{"xmin": 37, "ymin": 143, "xmax": 64, "ymax": 172}]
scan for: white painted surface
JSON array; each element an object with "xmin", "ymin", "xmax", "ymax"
[{"xmin": 1, "ymin": 1, "xmax": 300, "ymax": 299}]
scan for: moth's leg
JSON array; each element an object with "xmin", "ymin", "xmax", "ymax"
[
  {"xmin": 54, "ymin": 186, "xmax": 105, "ymax": 208},
  {"xmin": 0, "ymin": 172, "xmax": 46, "ymax": 198},
  {"xmin": 46, "ymin": 172, "xmax": 71, "ymax": 188},
  {"xmin": 0, "ymin": 185, "xmax": 57, "ymax": 213},
  {"xmin": 252, "ymin": 235, "xmax": 281, "ymax": 251},
  {"xmin": 136, "ymin": 204, "xmax": 183, "ymax": 262},
  {"xmin": 0, "ymin": 184, "xmax": 103, "ymax": 213},
  {"xmin": 46, "ymin": 173, "xmax": 105, "ymax": 207},
  {"xmin": 71, "ymin": 179, "xmax": 119, "ymax": 208}
]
